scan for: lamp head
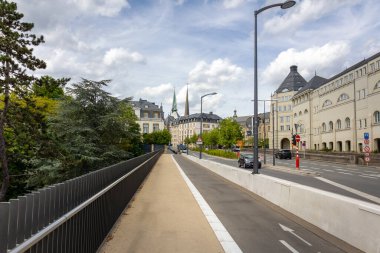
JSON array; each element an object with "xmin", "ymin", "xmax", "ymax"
[{"xmin": 281, "ymin": 0, "xmax": 296, "ymax": 9}]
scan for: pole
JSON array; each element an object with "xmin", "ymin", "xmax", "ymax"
[
  {"xmin": 263, "ymin": 101, "xmax": 266, "ymax": 164},
  {"xmin": 272, "ymin": 102, "xmax": 275, "ymax": 166},
  {"xmin": 296, "ymin": 146, "xmax": 299, "ymax": 169},
  {"xmin": 253, "ymin": 12, "xmax": 259, "ymax": 174},
  {"xmin": 200, "ymin": 97, "xmax": 203, "ymax": 159}
]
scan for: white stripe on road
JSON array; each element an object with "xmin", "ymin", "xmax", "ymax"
[
  {"xmin": 322, "ymin": 169, "xmax": 334, "ymax": 172},
  {"xmin": 338, "ymin": 172, "xmax": 353, "ymax": 175},
  {"xmin": 316, "ymin": 177, "xmax": 380, "ymax": 205},
  {"xmin": 172, "ymin": 156, "xmax": 243, "ymax": 253},
  {"xmin": 279, "ymin": 240, "xmax": 299, "ymax": 253},
  {"xmin": 331, "ymin": 165, "xmax": 342, "ymax": 168},
  {"xmin": 359, "ymin": 175, "xmax": 378, "ymax": 179}
]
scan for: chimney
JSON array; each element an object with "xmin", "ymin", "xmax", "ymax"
[
  {"xmin": 209, "ymin": 112, "xmax": 213, "ymax": 115},
  {"xmin": 290, "ymin": 65, "xmax": 297, "ymax": 72}
]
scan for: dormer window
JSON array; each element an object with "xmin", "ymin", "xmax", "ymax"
[
  {"xmin": 322, "ymin": 100, "xmax": 332, "ymax": 108},
  {"xmin": 337, "ymin": 93, "xmax": 349, "ymax": 102},
  {"xmin": 282, "ymin": 88, "xmax": 289, "ymax": 92}
]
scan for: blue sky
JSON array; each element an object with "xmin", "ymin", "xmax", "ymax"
[{"xmin": 15, "ymin": 0, "xmax": 380, "ymax": 118}]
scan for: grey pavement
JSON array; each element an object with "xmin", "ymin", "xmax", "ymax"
[{"xmin": 98, "ymin": 153, "xmax": 224, "ymax": 253}]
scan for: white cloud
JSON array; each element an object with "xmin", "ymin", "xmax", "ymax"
[
  {"xmin": 103, "ymin": 48, "xmax": 146, "ymax": 66},
  {"xmin": 137, "ymin": 83, "xmax": 174, "ymax": 97},
  {"xmin": 263, "ymin": 0, "xmax": 360, "ymax": 34},
  {"xmin": 262, "ymin": 41, "xmax": 350, "ymax": 88},
  {"xmin": 174, "ymin": 0, "xmax": 186, "ymax": 5},
  {"xmin": 223, "ymin": 0, "xmax": 245, "ymax": 9},
  {"xmin": 71, "ymin": 0, "xmax": 130, "ymax": 17}
]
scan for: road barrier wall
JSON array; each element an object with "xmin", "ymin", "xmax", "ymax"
[{"xmin": 186, "ymin": 155, "xmax": 380, "ymax": 253}]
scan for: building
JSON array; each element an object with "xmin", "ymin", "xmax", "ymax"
[
  {"xmin": 233, "ymin": 110, "xmax": 270, "ymax": 146},
  {"xmin": 131, "ymin": 99, "xmax": 165, "ymax": 134},
  {"xmin": 166, "ymin": 86, "xmax": 222, "ymax": 147},
  {"xmin": 269, "ymin": 52, "xmax": 380, "ymax": 153}
]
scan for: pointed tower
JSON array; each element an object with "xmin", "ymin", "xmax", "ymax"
[
  {"xmin": 170, "ymin": 88, "xmax": 179, "ymax": 119},
  {"xmin": 184, "ymin": 83, "xmax": 189, "ymax": 116}
]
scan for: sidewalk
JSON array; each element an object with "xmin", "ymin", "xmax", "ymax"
[{"xmin": 98, "ymin": 154, "xmax": 224, "ymax": 253}]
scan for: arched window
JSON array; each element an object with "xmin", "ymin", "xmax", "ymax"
[
  {"xmin": 329, "ymin": 121, "xmax": 333, "ymax": 131},
  {"xmin": 323, "ymin": 100, "xmax": 332, "ymax": 107},
  {"xmin": 322, "ymin": 123, "xmax": 326, "ymax": 132},
  {"xmin": 304, "ymin": 109, "xmax": 308, "ymax": 114},
  {"xmin": 337, "ymin": 93, "xmax": 349, "ymax": 102},
  {"xmin": 345, "ymin": 117, "xmax": 351, "ymax": 128},
  {"xmin": 374, "ymin": 80, "xmax": 380, "ymax": 90},
  {"xmin": 294, "ymin": 113, "xmax": 297, "ymax": 118},
  {"xmin": 336, "ymin": 119, "xmax": 342, "ymax": 129},
  {"xmin": 374, "ymin": 111, "xmax": 380, "ymax": 123},
  {"xmin": 299, "ymin": 111, "xmax": 302, "ymax": 116}
]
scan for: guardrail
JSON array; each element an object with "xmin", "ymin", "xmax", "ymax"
[{"xmin": 0, "ymin": 150, "xmax": 163, "ymax": 253}]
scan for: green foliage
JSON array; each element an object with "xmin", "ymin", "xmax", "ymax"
[
  {"xmin": 204, "ymin": 149, "xmax": 238, "ymax": 159},
  {"xmin": 0, "ymin": 0, "xmax": 47, "ymax": 200},
  {"xmin": 190, "ymin": 134, "xmax": 198, "ymax": 144},
  {"xmin": 45, "ymin": 79, "xmax": 142, "ymax": 179},
  {"xmin": 218, "ymin": 118, "xmax": 243, "ymax": 148},
  {"xmin": 202, "ymin": 128, "xmax": 220, "ymax": 148},
  {"xmin": 32, "ymin": 76, "xmax": 69, "ymax": 99},
  {"xmin": 143, "ymin": 129, "xmax": 171, "ymax": 145}
]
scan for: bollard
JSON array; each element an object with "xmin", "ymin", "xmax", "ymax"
[{"xmin": 296, "ymin": 147, "xmax": 300, "ymax": 169}]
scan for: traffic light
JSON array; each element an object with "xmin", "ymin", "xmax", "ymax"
[{"xmin": 291, "ymin": 135, "xmax": 296, "ymax": 146}]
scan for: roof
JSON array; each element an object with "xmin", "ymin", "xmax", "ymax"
[
  {"xmin": 131, "ymin": 99, "xmax": 163, "ymax": 112},
  {"xmin": 276, "ymin": 65, "xmax": 307, "ymax": 94},
  {"xmin": 294, "ymin": 75, "xmax": 328, "ymax": 96},
  {"xmin": 179, "ymin": 112, "xmax": 222, "ymax": 122}
]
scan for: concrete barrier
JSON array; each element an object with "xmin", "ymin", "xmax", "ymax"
[{"xmin": 186, "ymin": 156, "xmax": 380, "ymax": 253}]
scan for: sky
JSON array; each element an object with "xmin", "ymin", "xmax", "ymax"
[{"xmin": 14, "ymin": 0, "xmax": 380, "ymax": 118}]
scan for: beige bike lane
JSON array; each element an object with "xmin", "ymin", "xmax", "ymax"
[{"xmin": 98, "ymin": 154, "xmax": 224, "ymax": 253}]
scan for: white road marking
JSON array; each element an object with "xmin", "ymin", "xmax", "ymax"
[
  {"xmin": 322, "ymin": 169, "xmax": 334, "ymax": 172},
  {"xmin": 279, "ymin": 224, "xmax": 312, "ymax": 246},
  {"xmin": 279, "ymin": 240, "xmax": 299, "ymax": 253},
  {"xmin": 316, "ymin": 177, "xmax": 380, "ymax": 204},
  {"xmin": 359, "ymin": 175, "xmax": 378, "ymax": 179},
  {"xmin": 172, "ymin": 156, "xmax": 243, "ymax": 253},
  {"xmin": 331, "ymin": 165, "xmax": 342, "ymax": 168},
  {"xmin": 338, "ymin": 172, "xmax": 353, "ymax": 175}
]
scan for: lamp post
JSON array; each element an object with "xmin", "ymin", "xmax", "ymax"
[
  {"xmin": 199, "ymin": 92, "xmax": 217, "ymax": 159},
  {"xmin": 253, "ymin": 0, "xmax": 296, "ymax": 174}
]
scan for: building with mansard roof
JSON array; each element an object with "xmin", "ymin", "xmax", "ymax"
[
  {"xmin": 166, "ymin": 86, "xmax": 222, "ymax": 147},
  {"xmin": 131, "ymin": 99, "xmax": 165, "ymax": 134},
  {"xmin": 269, "ymin": 51, "xmax": 380, "ymax": 153}
]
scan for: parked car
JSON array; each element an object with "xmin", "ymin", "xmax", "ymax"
[
  {"xmin": 238, "ymin": 154, "xmax": 261, "ymax": 169},
  {"xmin": 275, "ymin": 149, "xmax": 292, "ymax": 159},
  {"xmin": 231, "ymin": 145, "xmax": 241, "ymax": 152},
  {"xmin": 177, "ymin": 144, "xmax": 187, "ymax": 153}
]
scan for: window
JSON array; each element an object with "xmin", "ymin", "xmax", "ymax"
[
  {"xmin": 280, "ymin": 125, "xmax": 284, "ymax": 131},
  {"xmin": 337, "ymin": 119, "xmax": 341, "ymax": 129},
  {"xmin": 143, "ymin": 123, "xmax": 149, "ymax": 133},
  {"xmin": 286, "ymin": 125, "xmax": 291, "ymax": 131},
  {"xmin": 375, "ymin": 80, "xmax": 380, "ymax": 90},
  {"xmin": 329, "ymin": 121, "xmax": 333, "ymax": 131},
  {"xmin": 322, "ymin": 100, "xmax": 332, "ymax": 107},
  {"xmin": 286, "ymin": 116, "xmax": 290, "ymax": 122},
  {"xmin": 359, "ymin": 119, "xmax": 362, "ymax": 129},
  {"xmin": 153, "ymin": 123, "xmax": 160, "ymax": 132},
  {"xmin": 374, "ymin": 111, "xmax": 380, "ymax": 124},
  {"xmin": 288, "ymin": 105, "xmax": 292, "ymax": 111},
  {"xmin": 322, "ymin": 123, "xmax": 326, "ymax": 132},
  {"xmin": 280, "ymin": 116, "xmax": 284, "ymax": 123},
  {"xmin": 338, "ymin": 93, "xmax": 349, "ymax": 102},
  {"xmin": 304, "ymin": 109, "xmax": 308, "ymax": 114},
  {"xmin": 299, "ymin": 111, "xmax": 302, "ymax": 116},
  {"xmin": 345, "ymin": 117, "xmax": 350, "ymax": 128},
  {"xmin": 370, "ymin": 63, "xmax": 375, "ymax": 72},
  {"xmin": 364, "ymin": 119, "xmax": 367, "ymax": 128},
  {"xmin": 294, "ymin": 113, "xmax": 297, "ymax": 117}
]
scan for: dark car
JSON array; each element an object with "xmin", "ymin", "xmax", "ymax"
[
  {"xmin": 231, "ymin": 145, "xmax": 241, "ymax": 152},
  {"xmin": 275, "ymin": 149, "xmax": 292, "ymax": 159},
  {"xmin": 238, "ymin": 154, "xmax": 262, "ymax": 169}
]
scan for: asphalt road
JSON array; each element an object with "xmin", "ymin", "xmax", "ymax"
[
  {"xmin": 174, "ymin": 155, "xmax": 352, "ymax": 253},
  {"xmin": 185, "ymin": 150, "xmax": 380, "ymax": 204}
]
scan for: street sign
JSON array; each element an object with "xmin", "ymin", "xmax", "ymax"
[
  {"xmin": 295, "ymin": 134, "xmax": 301, "ymax": 142},
  {"xmin": 365, "ymin": 157, "xmax": 370, "ymax": 162},
  {"xmin": 365, "ymin": 152, "xmax": 370, "ymax": 157},
  {"xmin": 364, "ymin": 132, "xmax": 369, "ymax": 140},
  {"xmin": 364, "ymin": 139, "xmax": 369, "ymax": 145},
  {"xmin": 196, "ymin": 137, "xmax": 203, "ymax": 145},
  {"xmin": 364, "ymin": 146, "xmax": 370, "ymax": 152}
]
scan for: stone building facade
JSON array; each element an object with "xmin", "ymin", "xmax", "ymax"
[
  {"xmin": 269, "ymin": 52, "xmax": 380, "ymax": 153},
  {"xmin": 131, "ymin": 99, "xmax": 165, "ymax": 134}
]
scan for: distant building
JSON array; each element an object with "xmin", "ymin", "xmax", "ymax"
[
  {"xmin": 131, "ymin": 99, "xmax": 165, "ymax": 134},
  {"xmin": 269, "ymin": 51, "xmax": 380, "ymax": 153},
  {"xmin": 166, "ymin": 86, "xmax": 222, "ymax": 147}
]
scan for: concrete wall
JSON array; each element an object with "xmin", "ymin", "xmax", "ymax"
[{"xmin": 186, "ymin": 156, "xmax": 380, "ymax": 253}]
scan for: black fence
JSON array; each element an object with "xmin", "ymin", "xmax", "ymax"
[{"xmin": 0, "ymin": 149, "xmax": 163, "ymax": 253}]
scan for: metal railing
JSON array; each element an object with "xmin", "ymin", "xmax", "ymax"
[{"xmin": 0, "ymin": 150, "xmax": 163, "ymax": 253}]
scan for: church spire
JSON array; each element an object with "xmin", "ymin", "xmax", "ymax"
[
  {"xmin": 171, "ymin": 88, "xmax": 177, "ymax": 113},
  {"xmin": 184, "ymin": 83, "xmax": 189, "ymax": 116}
]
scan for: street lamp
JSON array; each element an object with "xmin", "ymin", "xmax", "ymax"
[
  {"xmin": 253, "ymin": 0, "xmax": 296, "ymax": 174},
  {"xmin": 199, "ymin": 92, "xmax": 217, "ymax": 159}
]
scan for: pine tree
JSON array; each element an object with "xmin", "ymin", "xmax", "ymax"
[{"xmin": 0, "ymin": 0, "xmax": 46, "ymax": 201}]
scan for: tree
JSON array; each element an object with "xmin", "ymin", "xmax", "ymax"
[
  {"xmin": 47, "ymin": 79, "xmax": 141, "ymax": 178},
  {"xmin": 218, "ymin": 118, "xmax": 243, "ymax": 148},
  {"xmin": 143, "ymin": 129, "xmax": 171, "ymax": 145},
  {"xmin": 0, "ymin": 1, "xmax": 46, "ymax": 201}
]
